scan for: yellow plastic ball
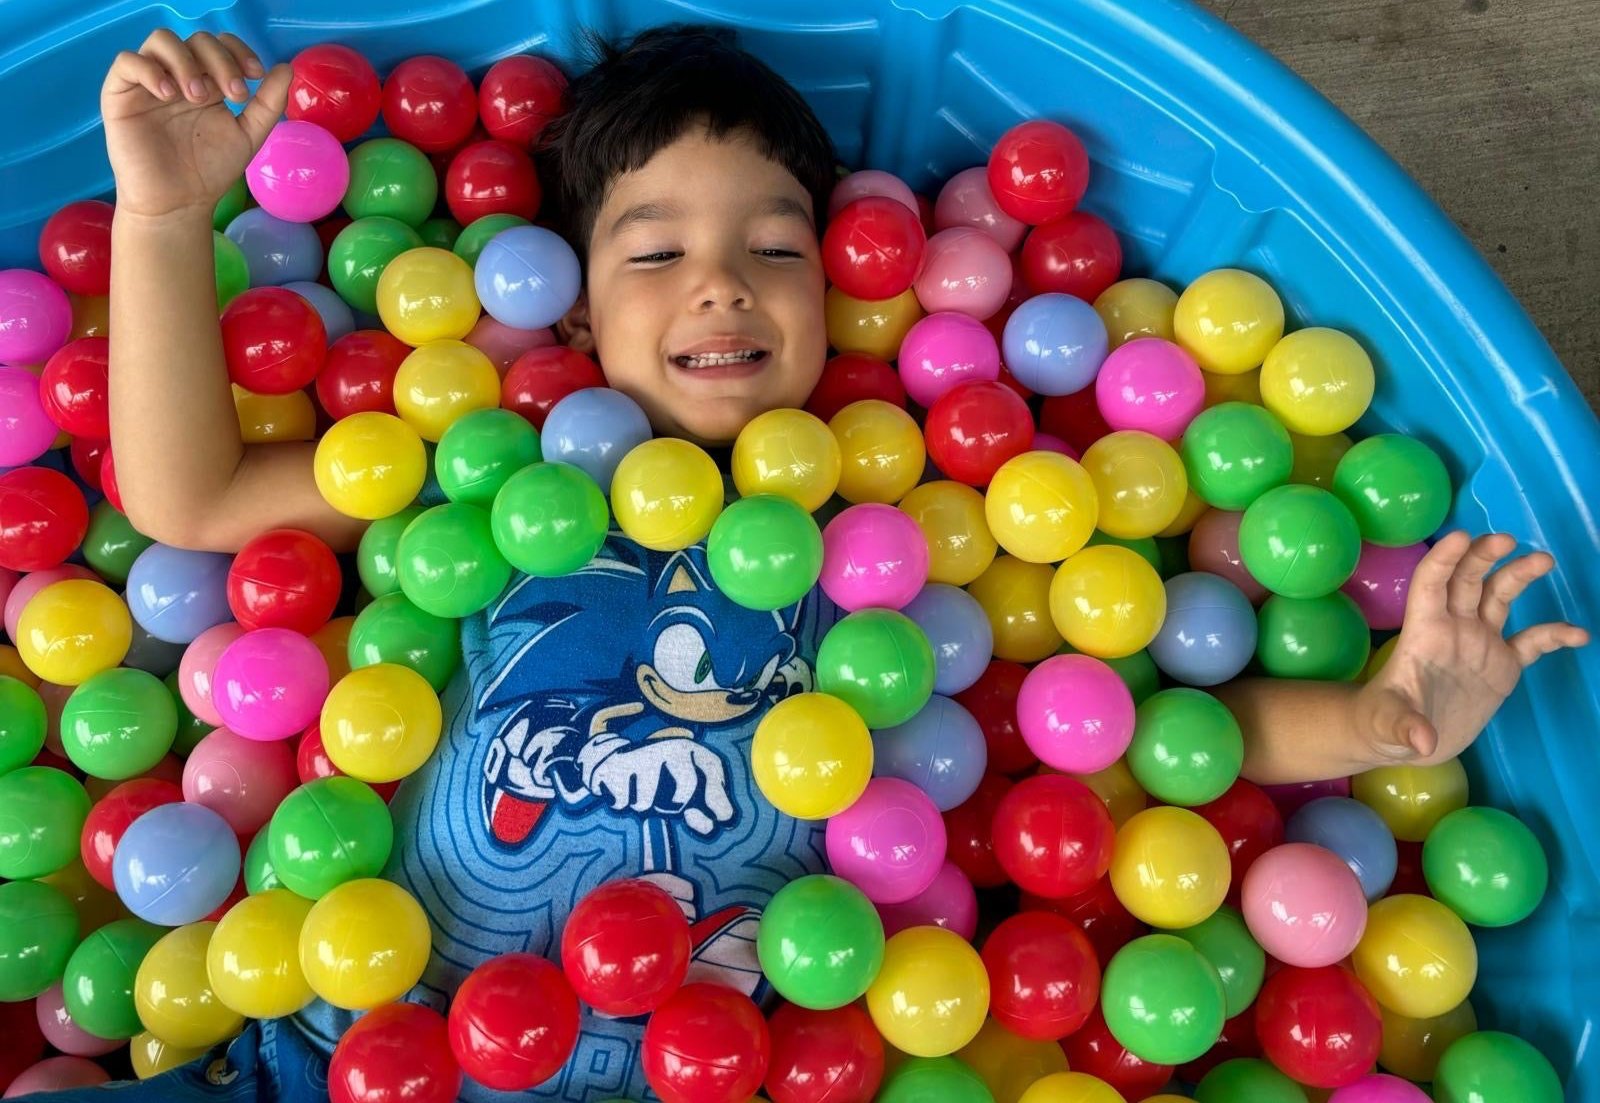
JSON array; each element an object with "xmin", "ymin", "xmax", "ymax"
[
  {"xmin": 968, "ymin": 556, "xmax": 1062, "ymax": 663},
  {"xmin": 752, "ymin": 693, "xmax": 873, "ymax": 820},
  {"xmin": 1110, "ymin": 805, "xmax": 1231, "ymax": 928},
  {"xmin": 1202, "ymin": 367, "xmax": 1262, "ymax": 409},
  {"xmin": 1378, "ymin": 998, "xmax": 1477, "ymax": 1083},
  {"xmin": 957, "ymin": 1018, "xmax": 1069, "ymax": 1103},
  {"xmin": 134, "ymin": 922, "xmax": 245, "ymax": 1049},
  {"xmin": 131, "ymin": 1031, "xmax": 210, "ymax": 1080},
  {"xmin": 610, "ymin": 438, "xmax": 724, "ymax": 551},
  {"xmin": 0, "ymin": 644, "xmax": 41, "ymax": 688},
  {"xmin": 234, "ymin": 385, "xmax": 316, "ymax": 443},
  {"xmin": 1079, "ymin": 431, "xmax": 1188, "ymax": 539},
  {"xmin": 983, "ymin": 451, "xmax": 1099, "ymax": 564},
  {"xmin": 732, "ymin": 408, "xmax": 841, "ymax": 512},
  {"xmin": 1093, "ymin": 278, "xmax": 1178, "ymax": 350},
  {"xmin": 70, "ymin": 293, "xmax": 110, "ymax": 339},
  {"xmin": 39, "ymin": 858, "xmax": 123, "ymax": 937},
  {"xmin": 321, "ymin": 664, "xmax": 443, "ymax": 784},
  {"xmin": 314, "ymin": 412, "xmax": 428, "ymax": 521},
  {"xmin": 1289, "ymin": 430, "xmax": 1355, "ymax": 490},
  {"xmin": 1353, "ymin": 894, "xmax": 1478, "ymax": 1018},
  {"xmin": 866, "ymin": 925, "xmax": 990, "ymax": 1057},
  {"xmin": 376, "ymin": 246, "xmax": 480, "ymax": 345},
  {"xmin": 312, "ymin": 616, "xmax": 355, "ymax": 686},
  {"xmin": 17, "ymin": 579, "xmax": 131, "ymax": 686},
  {"xmin": 1363, "ymin": 636, "xmax": 1398, "ymax": 683},
  {"xmin": 900, "ymin": 481, "xmax": 998, "ymax": 587},
  {"xmin": 298, "ymin": 878, "xmax": 431, "ymax": 1010},
  {"xmin": 1155, "ymin": 487, "xmax": 1209, "ymax": 538},
  {"xmin": 1352, "ymin": 760, "xmax": 1469, "ymax": 842},
  {"xmin": 1259, "ymin": 327, "xmax": 1374, "ymax": 436},
  {"xmin": 393, "ymin": 339, "xmax": 500, "ymax": 443},
  {"xmin": 207, "ymin": 889, "xmax": 316, "ymax": 1020},
  {"xmin": 828, "ymin": 400, "xmax": 926, "ymax": 506},
  {"xmin": 826, "ymin": 287, "xmax": 924, "ymax": 360},
  {"xmin": 1072, "ymin": 757, "xmax": 1148, "ymax": 829},
  {"xmin": 1018, "ymin": 1072, "xmax": 1125, "ymax": 1103},
  {"xmin": 1174, "ymin": 268, "xmax": 1285, "ymax": 375},
  {"xmin": 1048, "ymin": 545, "xmax": 1167, "ymax": 659}
]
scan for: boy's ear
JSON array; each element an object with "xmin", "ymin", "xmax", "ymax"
[{"xmin": 556, "ymin": 291, "xmax": 596, "ymax": 355}]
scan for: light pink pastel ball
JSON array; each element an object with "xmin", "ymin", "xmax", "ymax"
[
  {"xmin": 179, "ymin": 621, "xmax": 247, "ymax": 727},
  {"xmin": 1188, "ymin": 509, "xmax": 1268, "ymax": 605},
  {"xmin": 3, "ymin": 1056, "xmax": 109, "ymax": 1098},
  {"xmin": 1341, "ymin": 541, "xmax": 1428, "ymax": 631},
  {"xmin": 4, "ymin": 564, "xmax": 98, "ymax": 641},
  {"xmin": 34, "ymin": 983, "xmax": 123, "ymax": 1057},
  {"xmin": 913, "ymin": 227, "xmax": 1014, "ymax": 321},
  {"xmin": 464, "ymin": 315, "xmax": 556, "ymax": 373},
  {"xmin": 935, "ymin": 166, "xmax": 1028, "ymax": 252},
  {"xmin": 183, "ymin": 726, "xmax": 300, "ymax": 835},
  {"xmin": 828, "ymin": 169, "xmax": 919, "ymax": 220},
  {"xmin": 1242, "ymin": 841, "xmax": 1369, "ymax": 967},
  {"xmin": 876, "ymin": 860, "xmax": 979, "ymax": 940}
]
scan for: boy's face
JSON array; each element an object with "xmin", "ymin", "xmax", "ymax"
[{"xmin": 565, "ymin": 123, "xmax": 828, "ymax": 445}]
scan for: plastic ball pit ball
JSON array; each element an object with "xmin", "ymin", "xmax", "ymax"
[
  {"xmin": 1331, "ymin": 434, "xmax": 1453, "ymax": 547},
  {"xmin": 1241, "ymin": 842, "xmax": 1369, "ymax": 967},
  {"xmin": 898, "ymin": 311, "xmax": 1001, "ymax": 407},
  {"xmin": 446, "ymin": 953, "xmax": 579, "ymax": 1091},
  {"xmin": 986, "ymin": 119, "xmax": 1089, "ymax": 225},
  {"xmin": 1422, "ymin": 805, "xmax": 1548, "ymax": 927},
  {"xmin": 112, "ymin": 801, "xmax": 240, "ymax": 926},
  {"xmin": 1352, "ymin": 758, "xmax": 1470, "ymax": 842},
  {"xmin": 0, "ymin": 466, "xmax": 90, "ymax": 572},
  {"xmin": 1148, "ymin": 571, "xmax": 1258, "ymax": 686},
  {"xmin": 1048, "ymin": 543, "xmax": 1167, "ymax": 659},
  {"xmin": 641, "ymin": 983, "xmax": 770, "ymax": 1103},
  {"xmin": 1079, "ymin": 430, "xmax": 1189, "ymax": 539},
  {"xmin": 560, "ymin": 879, "xmax": 691, "ymax": 1017},
  {"xmin": 822, "ymin": 196, "xmax": 926, "ymax": 301},
  {"xmin": 980, "ymin": 910, "xmax": 1100, "ymax": 1040},
  {"xmin": 298, "ymin": 877, "xmax": 430, "ymax": 1010},
  {"xmin": 1254, "ymin": 964, "xmax": 1382, "ymax": 1089},
  {"xmin": 381, "ymin": 54, "xmax": 476, "ymax": 153},
  {"xmin": 1111, "ymin": 805, "xmax": 1231, "ymax": 928},
  {"xmin": 1014, "ymin": 653, "xmax": 1134, "ymax": 773},
  {"xmin": 1194, "ymin": 1058, "xmax": 1307, "ymax": 1102},
  {"xmin": 876, "ymin": 859, "xmax": 980, "ymax": 940},
  {"xmin": 902, "ymin": 584, "xmax": 993, "ymax": 695},
  {"xmin": 479, "ymin": 54, "xmax": 567, "ymax": 145},
  {"xmin": 287, "ymin": 43, "xmax": 381, "ymax": 142},
  {"xmin": 815, "ymin": 609, "xmax": 936, "ymax": 729},
  {"xmin": 329, "ymin": 1001, "xmax": 462, "ymax": 1103},
  {"xmin": 1353, "ymin": 893, "xmax": 1478, "ymax": 1018},
  {"xmin": 0, "ymin": 879, "xmax": 78, "ymax": 1001},
  {"xmin": 825, "ymin": 777, "xmax": 947, "ymax": 904},
  {"xmin": 763, "ymin": 1002, "xmax": 885, "ymax": 1103},
  {"xmin": 1259, "ymin": 327, "xmax": 1375, "ymax": 436},
  {"xmin": 205, "ymin": 887, "xmax": 315, "ymax": 1020},
  {"xmin": 753, "ymin": 692, "xmax": 873, "ymax": 820},
  {"xmin": 343, "ymin": 138, "xmax": 440, "ymax": 226},
  {"xmin": 1100, "ymin": 934, "xmax": 1227, "ymax": 1065},
  {"xmin": 820, "ymin": 503, "xmax": 930, "ymax": 612},
  {"xmin": 396, "ymin": 502, "xmax": 510, "ymax": 618},
  {"xmin": 756, "ymin": 874, "xmax": 886, "ymax": 1010},
  {"xmin": 1239, "ymin": 483, "xmax": 1362, "ymax": 598},
  {"xmin": 983, "ymin": 449, "xmax": 1098, "ymax": 564},
  {"xmin": 829, "ymin": 399, "xmax": 926, "ymax": 504},
  {"xmin": 38, "ymin": 200, "xmax": 112, "ymax": 296},
  {"xmin": 1126, "ymin": 687, "xmax": 1244, "ymax": 806},
  {"xmin": 866, "ymin": 925, "xmax": 990, "ymax": 1057},
  {"xmin": 227, "ymin": 528, "xmax": 342, "ymax": 635},
  {"xmin": 1181, "ymin": 401, "xmax": 1294, "ymax": 510},
  {"xmin": 59, "ymin": 917, "xmax": 163, "ymax": 1040},
  {"xmin": 445, "ymin": 140, "xmax": 541, "ymax": 225},
  {"xmin": 1434, "ymin": 1031, "xmax": 1565, "ymax": 1103},
  {"xmin": 473, "ymin": 225, "xmax": 581, "ymax": 330},
  {"xmin": 610, "ymin": 438, "xmax": 724, "ymax": 552},
  {"xmin": 1287, "ymin": 795, "xmax": 1399, "ymax": 902},
  {"xmin": 925, "ymin": 379, "xmax": 1035, "ymax": 486},
  {"xmin": 542, "ymin": 387, "xmax": 652, "ymax": 492},
  {"xmin": 1021, "ymin": 209, "xmax": 1122, "ymax": 302},
  {"xmin": 328, "ymin": 218, "xmax": 425, "ymax": 315},
  {"xmin": 212, "ymin": 627, "xmax": 330, "ymax": 741},
  {"xmin": 314, "ymin": 411, "xmax": 428, "ymax": 520},
  {"xmin": 247, "ymin": 120, "xmax": 350, "ymax": 223},
  {"xmin": 1173, "ymin": 269, "xmax": 1285, "ymax": 375},
  {"xmin": 490, "ymin": 462, "xmax": 610, "ymax": 578},
  {"xmin": 267, "ymin": 776, "xmax": 393, "ymax": 899},
  {"xmin": 993, "ymin": 773, "xmax": 1115, "ymax": 898},
  {"xmin": 1002, "ymin": 292, "xmax": 1108, "ymax": 396},
  {"xmin": 0, "ymin": 268, "xmax": 71, "ymax": 365},
  {"xmin": 133, "ymin": 922, "xmax": 245, "ymax": 1049},
  {"xmin": 914, "ymin": 227, "xmax": 1013, "ymax": 319},
  {"xmin": 871, "ymin": 694, "xmax": 987, "ymax": 811}
]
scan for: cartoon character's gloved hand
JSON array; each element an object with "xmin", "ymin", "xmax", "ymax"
[
  {"xmin": 579, "ymin": 730, "xmax": 736, "ymax": 836},
  {"xmin": 482, "ymin": 717, "xmax": 591, "ymax": 804}
]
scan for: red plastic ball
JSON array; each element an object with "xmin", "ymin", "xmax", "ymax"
[
  {"xmin": 221, "ymin": 287, "xmax": 328, "ymax": 396},
  {"xmin": 69, "ymin": 437, "xmax": 107, "ymax": 492},
  {"xmin": 953, "ymin": 660, "xmax": 1037, "ymax": 776},
  {"xmin": 1059, "ymin": 1004, "xmax": 1175, "ymax": 1101},
  {"xmin": 329, "ymin": 1002, "xmax": 462, "ymax": 1103},
  {"xmin": 316, "ymin": 330, "xmax": 408, "ymax": 419},
  {"xmin": 296, "ymin": 723, "xmax": 399, "ymax": 802},
  {"xmin": 1176, "ymin": 1010, "xmax": 1262, "ymax": 1084},
  {"xmin": 315, "ymin": 216, "xmax": 352, "ymax": 265},
  {"xmin": 445, "ymin": 140, "xmax": 542, "ymax": 224},
  {"xmin": 1021, "ymin": 877, "xmax": 1146, "ymax": 967},
  {"xmin": 997, "ymin": 363, "xmax": 1034, "ymax": 402},
  {"xmin": 0, "ymin": 997, "xmax": 48, "ymax": 1092},
  {"xmin": 764, "ymin": 1002, "xmax": 884, "ymax": 1103},
  {"xmin": 804, "ymin": 353, "xmax": 906, "ymax": 423},
  {"xmin": 1020, "ymin": 212, "xmax": 1122, "ymax": 302},
  {"xmin": 643, "ymin": 983, "xmax": 770, "ymax": 1103},
  {"xmin": 447, "ymin": 953, "xmax": 580, "ymax": 1091},
  {"xmin": 38, "ymin": 337, "xmax": 110, "ymax": 439},
  {"xmin": 924, "ymin": 379, "xmax": 1035, "ymax": 487},
  {"xmin": 1039, "ymin": 386, "xmax": 1114, "ymax": 456},
  {"xmin": 1388, "ymin": 839, "xmax": 1430, "ymax": 898},
  {"xmin": 986, "ymin": 119, "xmax": 1090, "ymax": 226},
  {"xmin": 382, "ymin": 55, "xmax": 479, "ymax": 154},
  {"xmin": 1193, "ymin": 779, "xmax": 1285, "ymax": 908},
  {"xmin": 560, "ymin": 878, "xmax": 690, "ymax": 1017},
  {"xmin": 227, "ymin": 528, "xmax": 342, "ymax": 635},
  {"xmin": 478, "ymin": 55, "xmax": 567, "ymax": 146},
  {"xmin": 980, "ymin": 911, "xmax": 1100, "ymax": 1040},
  {"xmin": 1253, "ymin": 965, "xmax": 1382, "ymax": 1089},
  {"xmin": 99, "ymin": 447, "xmax": 123, "ymax": 513},
  {"xmin": 0, "ymin": 466, "xmax": 90, "ymax": 572},
  {"xmin": 203, "ymin": 875, "xmax": 249, "ymax": 924},
  {"xmin": 943, "ymin": 772, "xmax": 1014, "ymax": 889},
  {"xmin": 288, "ymin": 44, "xmax": 382, "ymax": 143},
  {"xmin": 992, "ymin": 773, "xmax": 1115, "ymax": 899},
  {"xmin": 821, "ymin": 197, "xmax": 927, "ymax": 301},
  {"xmin": 39, "ymin": 200, "xmax": 114, "ymax": 296},
  {"xmin": 80, "ymin": 778, "xmax": 183, "ymax": 892},
  {"xmin": 502, "ymin": 346, "xmax": 607, "ymax": 430}
]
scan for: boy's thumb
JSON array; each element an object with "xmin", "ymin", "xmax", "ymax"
[
  {"xmin": 238, "ymin": 62, "xmax": 294, "ymax": 151},
  {"xmin": 1367, "ymin": 687, "xmax": 1439, "ymax": 762}
]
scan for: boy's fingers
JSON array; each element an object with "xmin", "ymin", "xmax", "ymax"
[
  {"xmin": 187, "ymin": 31, "xmax": 247, "ymax": 102},
  {"xmin": 1406, "ymin": 530, "xmax": 1471, "ymax": 621},
  {"xmin": 1480, "ymin": 551, "xmax": 1555, "ymax": 630},
  {"xmin": 215, "ymin": 32, "xmax": 266, "ymax": 80},
  {"xmin": 1446, "ymin": 532, "xmax": 1516, "ymax": 619},
  {"xmin": 107, "ymin": 49, "xmax": 179, "ymax": 102},
  {"xmin": 140, "ymin": 28, "xmax": 208, "ymax": 103},
  {"xmin": 1508, "ymin": 622, "xmax": 1591, "ymax": 668},
  {"xmin": 237, "ymin": 63, "xmax": 294, "ymax": 152}
]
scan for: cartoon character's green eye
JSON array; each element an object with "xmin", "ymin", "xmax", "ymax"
[
  {"xmin": 695, "ymin": 652, "xmax": 713, "ymax": 685},
  {"xmin": 653, "ymin": 623, "xmax": 719, "ymax": 692}
]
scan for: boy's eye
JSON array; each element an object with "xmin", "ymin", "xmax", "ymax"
[
  {"xmin": 629, "ymin": 251, "xmax": 680, "ymax": 264},
  {"xmin": 627, "ymin": 249, "xmax": 804, "ymax": 264}
]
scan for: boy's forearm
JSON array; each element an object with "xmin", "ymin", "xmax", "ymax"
[{"xmin": 1213, "ymin": 677, "xmax": 1371, "ymax": 785}]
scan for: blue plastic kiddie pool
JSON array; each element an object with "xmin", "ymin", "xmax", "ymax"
[{"xmin": 2, "ymin": 0, "xmax": 1597, "ymax": 1093}]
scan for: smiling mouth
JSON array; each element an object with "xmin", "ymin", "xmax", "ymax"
[{"xmin": 671, "ymin": 349, "xmax": 770, "ymax": 370}]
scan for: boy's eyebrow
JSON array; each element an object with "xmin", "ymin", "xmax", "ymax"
[{"xmin": 607, "ymin": 194, "xmax": 814, "ymax": 239}]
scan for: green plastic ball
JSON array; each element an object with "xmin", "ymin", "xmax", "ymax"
[
  {"xmin": 1103, "ymin": 649, "xmax": 1161, "ymax": 705},
  {"xmin": 1180, "ymin": 402, "xmax": 1293, "ymax": 510},
  {"xmin": 1086, "ymin": 531, "xmax": 1161, "ymax": 572},
  {"xmin": 756, "ymin": 874, "xmax": 885, "ymax": 1010},
  {"xmin": 1256, "ymin": 592, "xmax": 1371, "ymax": 681},
  {"xmin": 1332, "ymin": 434, "xmax": 1453, "ymax": 547},
  {"xmin": 1422, "ymin": 806, "xmax": 1549, "ymax": 927},
  {"xmin": 1239, "ymin": 484, "xmax": 1361, "ymax": 598},
  {"xmin": 213, "ymin": 230, "xmax": 249, "ymax": 310},
  {"xmin": 397, "ymin": 502, "xmax": 513, "ymax": 619},
  {"xmin": 816, "ymin": 610, "xmax": 936, "ymax": 729},
  {"xmin": 0, "ymin": 766, "xmax": 93, "ymax": 879},
  {"xmin": 1127, "ymin": 688, "xmax": 1244, "ymax": 806},
  {"xmin": 1434, "ymin": 1031, "xmax": 1563, "ymax": 1103},
  {"xmin": 60, "ymin": 668, "xmax": 177, "ymax": 780},
  {"xmin": 349, "ymin": 592, "xmax": 463, "ymax": 692},
  {"xmin": 706, "ymin": 495, "xmax": 824, "ymax": 611},
  {"xmin": 243, "ymin": 828, "xmax": 282, "ymax": 894},
  {"xmin": 214, "ymin": 176, "xmax": 252, "ymax": 232},
  {"xmin": 1195, "ymin": 1057, "xmax": 1308, "ymax": 1102},
  {"xmin": 876, "ymin": 1057, "xmax": 994, "ymax": 1103},
  {"xmin": 358, "ymin": 506, "xmax": 426, "ymax": 599},
  {"xmin": 163, "ymin": 671, "xmax": 212, "ymax": 757},
  {"xmin": 1155, "ymin": 534, "xmax": 1193, "ymax": 580},
  {"xmin": 343, "ymin": 137, "xmax": 438, "ymax": 226},
  {"xmin": 490, "ymin": 462, "xmax": 610, "ymax": 578},
  {"xmin": 417, "ymin": 216, "xmax": 462, "ymax": 250},
  {"xmin": 329, "ymin": 216, "xmax": 426, "ymax": 314},
  {"xmin": 81, "ymin": 502, "xmax": 155, "ymax": 588},
  {"xmin": 63, "ymin": 917, "xmax": 165, "ymax": 1039},
  {"xmin": 454, "ymin": 213, "xmax": 531, "ymax": 269},
  {"xmin": 1170, "ymin": 906, "xmax": 1264, "ymax": 1019},
  {"xmin": 0, "ymin": 878, "xmax": 79, "ymax": 1000},
  {"xmin": 267, "ymin": 776, "xmax": 393, "ymax": 899},
  {"xmin": 436, "ymin": 408, "xmax": 542, "ymax": 507},
  {"xmin": 1100, "ymin": 933, "xmax": 1227, "ymax": 1065},
  {"xmin": 0, "ymin": 675, "xmax": 47, "ymax": 776}
]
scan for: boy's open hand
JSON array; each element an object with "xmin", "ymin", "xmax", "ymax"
[
  {"xmin": 1357, "ymin": 531, "xmax": 1589, "ymax": 766},
  {"xmin": 101, "ymin": 30, "xmax": 291, "ymax": 220}
]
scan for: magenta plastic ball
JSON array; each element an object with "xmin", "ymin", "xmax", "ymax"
[
  {"xmin": 1328, "ymin": 1074, "xmax": 1432, "ymax": 1103},
  {"xmin": 820, "ymin": 503, "xmax": 931, "ymax": 613},
  {"xmin": 825, "ymin": 777, "xmax": 948, "ymax": 904},
  {"xmin": 897, "ymin": 311, "xmax": 1001, "ymax": 409},
  {"xmin": 2, "ymin": 1056, "xmax": 108, "ymax": 1098},
  {"xmin": 182, "ymin": 725, "xmax": 300, "ymax": 835},
  {"xmin": 1340, "ymin": 541, "xmax": 1427, "ymax": 631},
  {"xmin": 1031, "ymin": 432, "xmax": 1079, "ymax": 460},
  {"xmin": 211, "ymin": 627, "xmax": 330, "ymax": 741},
  {"xmin": 246, "ymin": 120, "xmax": 352, "ymax": 223},
  {"xmin": 0, "ymin": 366, "xmax": 60, "ymax": 466},
  {"xmin": 178, "ymin": 621, "xmax": 246, "ymax": 727},
  {"xmin": 828, "ymin": 169, "xmax": 918, "ymax": 220},
  {"xmin": 0, "ymin": 269, "xmax": 72, "ymax": 366},
  {"xmin": 4, "ymin": 564, "xmax": 97, "ymax": 641},
  {"xmin": 34, "ymin": 983, "xmax": 123, "ymax": 1058},
  {"xmin": 1016, "ymin": 653, "xmax": 1136, "ymax": 773},
  {"xmin": 1188, "ymin": 510, "xmax": 1268, "ymax": 605},
  {"xmin": 875, "ymin": 860, "xmax": 978, "ymax": 940},
  {"xmin": 1241, "ymin": 842, "xmax": 1369, "ymax": 967},
  {"xmin": 1094, "ymin": 337, "xmax": 1206, "ymax": 441},
  {"xmin": 913, "ymin": 228, "xmax": 1013, "ymax": 321},
  {"xmin": 935, "ymin": 166, "xmax": 1027, "ymax": 252}
]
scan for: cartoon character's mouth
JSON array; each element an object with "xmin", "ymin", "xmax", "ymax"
[{"xmin": 640, "ymin": 671, "xmax": 762, "ymax": 722}]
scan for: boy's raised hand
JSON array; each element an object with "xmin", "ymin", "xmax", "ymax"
[
  {"xmin": 101, "ymin": 30, "xmax": 292, "ymax": 219},
  {"xmin": 1356, "ymin": 531, "xmax": 1590, "ymax": 766}
]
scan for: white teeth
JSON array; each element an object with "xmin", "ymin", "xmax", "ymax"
[{"xmin": 677, "ymin": 349, "xmax": 764, "ymax": 368}]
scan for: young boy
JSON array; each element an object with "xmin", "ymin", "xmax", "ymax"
[{"xmin": 88, "ymin": 21, "xmax": 1585, "ymax": 1103}]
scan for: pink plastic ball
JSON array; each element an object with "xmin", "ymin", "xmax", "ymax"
[
  {"xmin": 182, "ymin": 726, "xmax": 300, "ymax": 835},
  {"xmin": 0, "ymin": 269, "xmax": 72, "ymax": 366},
  {"xmin": 246, "ymin": 120, "xmax": 352, "ymax": 223},
  {"xmin": 4, "ymin": 564, "xmax": 97, "ymax": 641},
  {"xmin": 876, "ymin": 860, "xmax": 978, "ymax": 940},
  {"xmin": 3, "ymin": 1056, "xmax": 108, "ymax": 1098},
  {"xmin": 828, "ymin": 169, "xmax": 918, "ymax": 220},
  {"xmin": 212, "ymin": 627, "xmax": 330, "ymax": 741},
  {"xmin": 179, "ymin": 622, "xmax": 247, "ymax": 727},
  {"xmin": 0, "ymin": 366, "xmax": 61, "ymax": 467},
  {"xmin": 1015, "ymin": 653, "xmax": 1136, "ymax": 774},
  {"xmin": 34, "ymin": 984, "xmax": 122, "ymax": 1058},
  {"xmin": 913, "ymin": 228, "xmax": 1014, "ymax": 321},
  {"xmin": 934, "ymin": 166, "xmax": 1027, "ymax": 253},
  {"xmin": 825, "ymin": 777, "xmax": 948, "ymax": 904},
  {"xmin": 1241, "ymin": 842, "xmax": 1369, "ymax": 967},
  {"xmin": 820, "ymin": 503, "xmax": 931, "ymax": 613},
  {"xmin": 897, "ymin": 312, "xmax": 1001, "ymax": 408},
  {"xmin": 463, "ymin": 315, "xmax": 556, "ymax": 373},
  {"xmin": 1188, "ymin": 510, "xmax": 1268, "ymax": 605},
  {"xmin": 1340, "ymin": 542, "xmax": 1427, "ymax": 631},
  {"xmin": 1031, "ymin": 432, "xmax": 1080, "ymax": 460},
  {"xmin": 1094, "ymin": 337, "xmax": 1206, "ymax": 441},
  {"xmin": 1328, "ymin": 1074, "xmax": 1432, "ymax": 1103}
]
